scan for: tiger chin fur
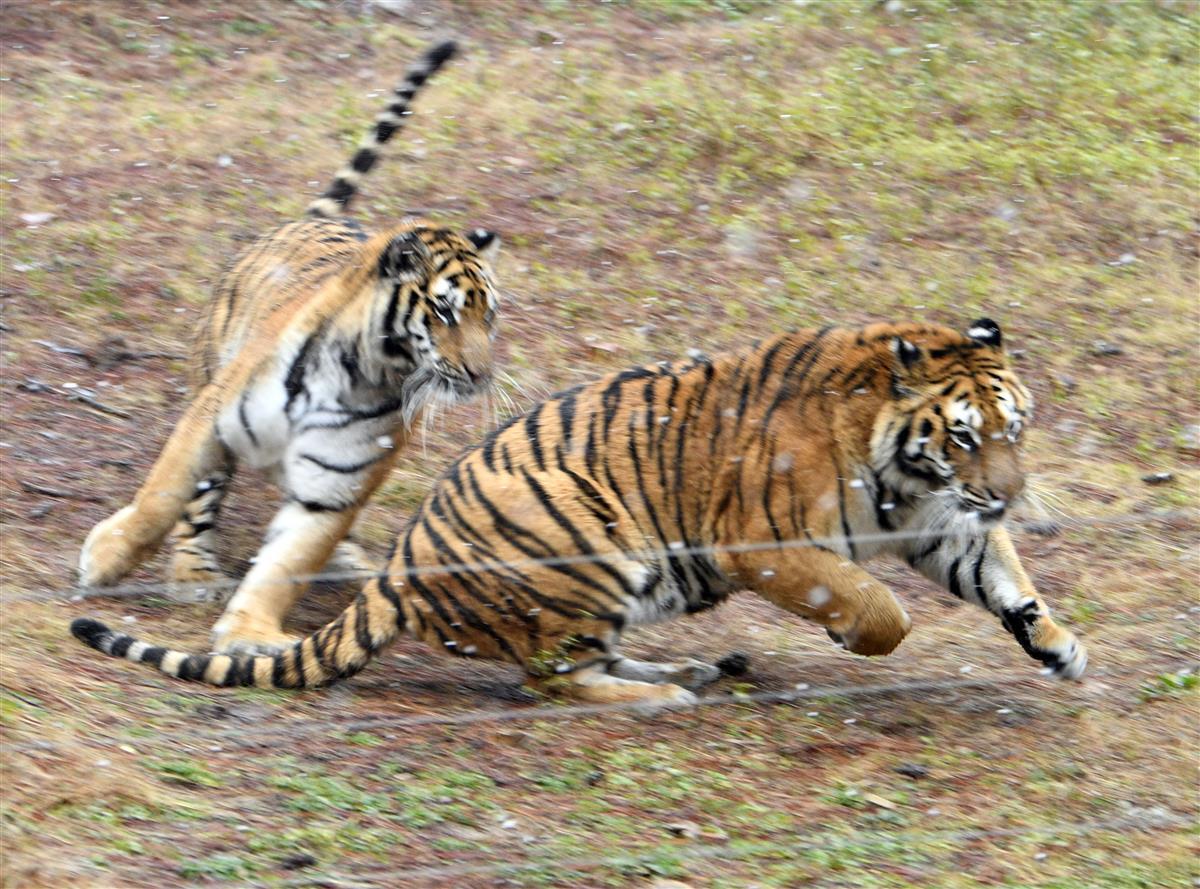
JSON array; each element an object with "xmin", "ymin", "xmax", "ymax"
[
  {"xmin": 72, "ymin": 319, "xmax": 1087, "ymax": 703},
  {"xmin": 78, "ymin": 40, "xmax": 503, "ymax": 658}
]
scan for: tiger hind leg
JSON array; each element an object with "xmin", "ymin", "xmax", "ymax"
[
  {"xmin": 607, "ymin": 655, "xmax": 722, "ymax": 691},
  {"xmin": 538, "ymin": 662, "xmax": 698, "ymax": 707},
  {"xmin": 210, "ymin": 501, "xmax": 359, "ymax": 655},
  {"xmin": 168, "ymin": 469, "xmax": 234, "ymax": 603}
]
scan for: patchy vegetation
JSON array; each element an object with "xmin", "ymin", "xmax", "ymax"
[{"xmin": 1, "ymin": 1, "xmax": 1196, "ymax": 886}]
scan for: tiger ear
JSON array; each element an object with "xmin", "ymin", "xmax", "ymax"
[
  {"xmin": 966, "ymin": 317, "xmax": 1002, "ymax": 348},
  {"xmin": 378, "ymin": 231, "xmax": 429, "ymax": 281},
  {"xmin": 465, "ymin": 228, "xmax": 501, "ymax": 265},
  {"xmin": 892, "ymin": 336, "xmax": 923, "ymax": 371}
]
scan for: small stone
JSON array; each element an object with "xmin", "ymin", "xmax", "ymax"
[
  {"xmin": 1090, "ymin": 340, "xmax": 1123, "ymax": 357},
  {"xmin": 280, "ymin": 853, "xmax": 317, "ymax": 870},
  {"xmin": 216, "ymin": 154, "xmax": 233, "ymax": 167},
  {"xmin": 20, "ymin": 212, "xmax": 54, "ymax": 225},
  {"xmin": 1141, "ymin": 472, "xmax": 1174, "ymax": 486},
  {"xmin": 1053, "ymin": 375, "xmax": 1077, "ymax": 394},
  {"xmin": 665, "ymin": 820, "xmax": 701, "ymax": 839},
  {"xmin": 894, "ymin": 762, "xmax": 929, "ymax": 779}
]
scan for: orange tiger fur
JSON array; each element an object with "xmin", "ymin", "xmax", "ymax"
[
  {"xmin": 72, "ymin": 320, "xmax": 1086, "ymax": 701},
  {"xmin": 78, "ymin": 41, "xmax": 503, "ymax": 656}
]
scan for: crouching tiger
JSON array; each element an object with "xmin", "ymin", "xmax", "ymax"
[
  {"xmin": 72, "ymin": 319, "xmax": 1087, "ymax": 702},
  {"xmin": 77, "ymin": 40, "xmax": 502, "ymax": 656}
]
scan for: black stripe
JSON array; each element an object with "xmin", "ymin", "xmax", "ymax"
[
  {"xmin": 557, "ymin": 390, "xmax": 577, "ymax": 452},
  {"xmin": 524, "ymin": 403, "xmax": 547, "ymax": 472},
  {"xmin": 110, "ymin": 636, "xmax": 133, "ymax": 658},
  {"xmin": 296, "ymin": 498, "xmax": 347, "ymax": 513},
  {"xmin": 947, "ymin": 556, "xmax": 965, "ymax": 600},
  {"xmin": 141, "ymin": 646, "xmax": 166, "ymax": 667},
  {"xmin": 462, "ymin": 465, "xmax": 616, "ymax": 608},
  {"xmin": 758, "ymin": 327, "xmax": 835, "ymax": 441},
  {"xmin": 284, "ymin": 331, "xmax": 320, "ymax": 412},
  {"xmin": 325, "ymin": 178, "xmax": 355, "ymax": 206},
  {"xmin": 404, "ymin": 524, "xmax": 519, "ymax": 662},
  {"xmin": 238, "ymin": 392, "xmax": 259, "ymax": 448},
  {"xmin": 350, "ymin": 148, "xmax": 377, "ymax": 174},
  {"xmin": 971, "ymin": 546, "xmax": 989, "ymax": 610},
  {"xmin": 762, "ymin": 452, "xmax": 784, "ymax": 544},
  {"xmin": 836, "ymin": 475, "xmax": 857, "ymax": 561},
  {"xmin": 178, "ymin": 655, "xmax": 209, "ymax": 681},
  {"xmin": 299, "ymin": 452, "xmax": 384, "ymax": 474},
  {"xmin": 518, "ymin": 466, "xmax": 634, "ymax": 596}
]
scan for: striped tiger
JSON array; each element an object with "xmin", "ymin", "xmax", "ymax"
[
  {"xmin": 72, "ymin": 319, "xmax": 1087, "ymax": 701},
  {"xmin": 77, "ymin": 40, "xmax": 503, "ymax": 656}
]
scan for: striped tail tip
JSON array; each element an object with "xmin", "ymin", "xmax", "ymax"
[
  {"xmin": 71, "ymin": 617, "xmax": 115, "ymax": 650},
  {"xmin": 425, "ymin": 39, "xmax": 458, "ymax": 69}
]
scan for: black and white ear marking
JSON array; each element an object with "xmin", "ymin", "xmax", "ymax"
[
  {"xmin": 966, "ymin": 317, "xmax": 1003, "ymax": 348},
  {"xmin": 892, "ymin": 336, "xmax": 923, "ymax": 369},
  {"xmin": 378, "ymin": 231, "xmax": 428, "ymax": 280},
  {"xmin": 465, "ymin": 228, "xmax": 501, "ymax": 264}
]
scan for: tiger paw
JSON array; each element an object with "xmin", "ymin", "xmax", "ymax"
[
  {"xmin": 169, "ymin": 557, "xmax": 232, "ymax": 603},
  {"xmin": 631, "ymin": 683, "xmax": 699, "ymax": 711},
  {"xmin": 79, "ymin": 506, "xmax": 147, "ymax": 587},
  {"xmin": 1039, "ymin": 634, "xmax": 1088, "ymax": 681},
  {"xmin": 211, "ymin": 614, "xmax": 298, "ymax": 656},
  {"xmin": 665, "ymin": 659, "xmax": 723, "ymax": 690}
]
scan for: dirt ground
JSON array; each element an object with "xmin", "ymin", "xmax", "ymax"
[{"xmin": 1, "ymin": 2, "xmax": 1197, "ymax": 887}]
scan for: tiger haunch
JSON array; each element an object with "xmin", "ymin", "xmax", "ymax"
[
  {"xmin": 72, "ymin": 321, "xmax": 1087, "ymax": 701},
  {"xmin": 77, "ymin": 40, "xmax": 502, "ymax": 658}
]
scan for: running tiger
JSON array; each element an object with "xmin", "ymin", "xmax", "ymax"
[
  {"xmin": 73, "ymin": 320, "xmax": 1087, "ymax": 702},
  {"xmin": 78, "ymin": 40, "xmax": 502, "ymax": 656}
]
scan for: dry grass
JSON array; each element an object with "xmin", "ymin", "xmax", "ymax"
[{"xmin": 1, "ymin": 1, "xmax": 1198, "ymax": 886}]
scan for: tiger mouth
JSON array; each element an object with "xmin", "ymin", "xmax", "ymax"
[
  {"xmin": 958, "ymin": 497, "xmax": 1007, "ymax": 521},
  {"xmin": 437, "ymin": 372, "xmax": 489, "ymax": 400}
]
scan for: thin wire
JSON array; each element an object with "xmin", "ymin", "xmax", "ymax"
[
  {"xmin": 7, "ymin": 507, "xmax": 1195, "ymax": 606},
  {"xmin": 179, "ymin": 675, "xmax": 1026, "ymax": 744},
  {"xmin": 278, "ymin": 810, "xmax": 1192, "ymax": 887}
]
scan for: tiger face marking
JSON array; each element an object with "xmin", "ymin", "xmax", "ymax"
[{"xmin": 876, "ymin": 318, "xmax": 1033, "ymax": 525}]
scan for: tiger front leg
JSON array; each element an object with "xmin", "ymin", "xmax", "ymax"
[
  {"xmin": 906, "ymin": 525, "xmax": 1087, "ymax": 678},
  {"xmin": 723, "ymin": 547, "xmax": 913, "ymax": 657},
  {"xmin": 211, "ymin": 501, "xmax": 358, "ymax": 655},
  {"xmin": 80, "ymin": 389, "xmax": 229, "ymax": 587}
]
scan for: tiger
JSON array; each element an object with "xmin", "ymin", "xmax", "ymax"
[
  {"xmin": 77, "ymin": 39, "xmax": 503, "ymax": 657},
  {"xmin": 72, "ymin": 319, "xmax": 1088, "ymax": 702}
]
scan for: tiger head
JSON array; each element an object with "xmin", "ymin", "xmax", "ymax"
[
  {"xmin": 872, "ymin": 318, "xmax": 1032, "ymax": 523},
  {"xmin": 368, "ymin": 222, "xmax": 500, "ymax": 406}
]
